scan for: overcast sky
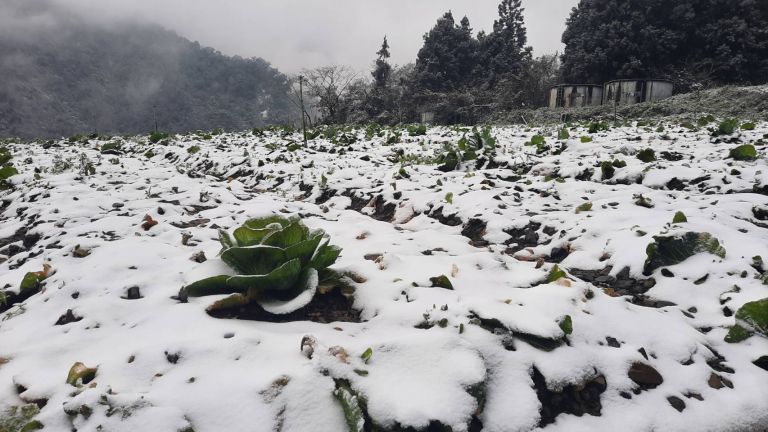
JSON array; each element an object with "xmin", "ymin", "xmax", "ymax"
[{"xmin": 51, "ymin": 0, "xmax": 578, "ymax": 73}]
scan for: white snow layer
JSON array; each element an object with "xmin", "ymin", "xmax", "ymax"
[{"xmin": 0, "ymin": 121, "xmax": 767, "ymax": 431}]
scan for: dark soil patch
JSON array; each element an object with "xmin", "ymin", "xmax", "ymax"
[
  {"xmin": 504, "ymin": 222, "xmax": 544, "ymax": 254},
  {"xmin": 298, "ymin": 182, "xmax": 313, "ymax": 199},
  {"xmin": 575, "ymin": 168, "xmax": 594, "ymax": 181},
  {"xmin": 0, "ymin": 227, "xmax": 28, "ymax": 257},
  {"xmin": 666, "ymin": 178, "xmax": 687, "ymax": 191},
  {"xmin": 569, "ymin": 266, "xmax": 656, "ymax": 296},
  {"xmin": 461, "ymin": 218, "xmax": 488, "ymax": 247},
  {"xmin": 753, "ymin": 206, "xmax": 768, "ymax": 221},
  {"xmin": 471, "ymin": 313, "xmax": 564, "ymax": 352},
  {"xmin": 208, "ymin": 288, "xmax": 361, "ymax": 324},
  {"xmin": 428, "ymin": 206, "xmax": 462, "ymax": 227},
  {"xmin": 171, "ymin": 218, "xmax": 211, "ymax": 229},
  {"xmin": 660, "ymin": 151, "xmax": 685, "ymax": 162},
  {"xmin": 343, "ymin": 189, "xmax": 372, "ymax": 212},
  {"xmin": 370, "ymin": 195, "xmax": 396, "ymax": 222},
  {"xmin": 531, "ymin": 367, "xmax": 607, "ymax": 427},
  {"xmin": 315, "ymin": 188, "xmax": 337, "ymax": 204},
  {"xmin": 0, "ymin": 282, "xmax": 43, "ymax": 314}
]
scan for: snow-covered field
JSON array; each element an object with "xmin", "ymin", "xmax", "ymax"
[{"xmin": 1, "ymin": 120, "xmax": 768, "ymax": 432}]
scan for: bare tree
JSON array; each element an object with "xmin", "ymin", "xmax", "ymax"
[{"xmin": 301, "ymin": 65, "xmax": 357, "ymax": 124}]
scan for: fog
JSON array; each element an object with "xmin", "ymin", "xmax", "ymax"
[
  {"xmin": 0, "ymin": 0, "xmax": 579, "ymax": 137},
  {"xmin": 46, "ymin": 0, "xmax": 578, "ymax": 73}
]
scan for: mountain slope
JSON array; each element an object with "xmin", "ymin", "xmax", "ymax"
[{"xmin": 0, "ymin": 0, "xmax": 292, "ymax": 138}]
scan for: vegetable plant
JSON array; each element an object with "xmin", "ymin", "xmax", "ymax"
[
  {"xmin": 181, "ymin": 215, "xmax": 342, "ymax": 315},
  {"xmin": 436, "ymin": 126, "xmax": 497, "ymax": 172}
]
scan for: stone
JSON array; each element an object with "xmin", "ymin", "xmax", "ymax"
[
  {"xmin": 708, "ymin": 373, "xmax": 725, "ymax": 389},
  {"xmin": 753, "ymin": 356, "xmax": 768, "ymax": 372},
  {"xmin": 363, "ymin": 254, "xmax": 383, "ymax": 261},
  {"xmin": 628, "ymin": 363, "xmax": 663, "ymax": 389},
  {"xmin": 667, "ymin": 396, "xmax": 686, "ymax": 412},
  {"xmin": 123, "ymin": 286, "xmax": 142, "ymax": 300},
  {"xmin": 164, "ymin": 351, "xmax": 181, "ymax": 364},
  {"xmin": 55, "ymin": 309, "xmax": 82, "ymax": 326},
  {"xmin": 190, "ymin": 251, "xmax": 207, "ymax": 263}
]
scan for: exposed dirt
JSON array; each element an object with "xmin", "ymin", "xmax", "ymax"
[{"xmin": 208, "ymin": 288, "xmax": 362, "ymax": 324}]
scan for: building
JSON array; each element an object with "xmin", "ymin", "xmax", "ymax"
[
  {"xmin": 548, "ymin": 84, "xmax": 604, "ymax": 109},
  {"xmin": 602, "ymin": 79, "xmax": 673, "ymax": 105},
  {"xmin": 420, "ymin": 111, "xmax": 435, "ymax": 124}
]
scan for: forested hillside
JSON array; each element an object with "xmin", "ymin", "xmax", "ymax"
[
  {"xmin": 0, "ymin": 0, "xmax": 292, "ymax": 138},
  {"xmin": 561, "ymin": 0, "xmax": 768, "ymax": 91}
]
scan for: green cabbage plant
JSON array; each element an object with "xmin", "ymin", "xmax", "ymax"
[{"xmin": 181, "ymin": 215, "xmax": 342, "ymax": 315}]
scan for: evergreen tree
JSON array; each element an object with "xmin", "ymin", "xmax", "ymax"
[
  {"xmin": 368, "ymin": 36, "xmax": 395, "ymax": 122},
  {"xmin": 561, "ymin": 0, "xmax": 768, "ymax": 88},
  {"xmin": 372, "ymin": 36, "xmax": 392, "ymax": 89},
  {"xmin": 414, "ymin": 11, "xmax": 478, "ymax": 92},
  {"xmin": 477, "ymin": 0, "xmax": 533, "ymax": 87}
]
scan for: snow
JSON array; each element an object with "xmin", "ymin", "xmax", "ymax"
[{"xmin": 1, "ymin": 120, "xmax": 768, "ymax": 431}]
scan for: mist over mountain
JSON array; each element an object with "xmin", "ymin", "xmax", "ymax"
[{"xmin": 0, "ymin": 0, "xmax": 293, "ymax": 139}]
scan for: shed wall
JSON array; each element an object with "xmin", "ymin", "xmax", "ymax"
[
  {"xmin": 548, "ymin": 85, "xmax": 603, "ymax": 108},
  {"xmin": 604, "ymin": 80, "xmax": 673, "ymax": 105}
]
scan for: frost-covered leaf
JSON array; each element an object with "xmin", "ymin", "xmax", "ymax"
[
  {"xmin": 227, "ymin": 258, "xmax": 303, "ymax": 294},
  {"xmin": 429, "ymin": 275, "xmax": 453, "ymax": 290},
  {"xmin": 735, "ymin": 297, "xmax": 768, "ymax": 337},
  {"xmin": 232, "ymin": 226, "xmax": 275, "ymax": 247},
  {"xmin": 547, "ymin": 265, "xmax": 567, "ymax": 283},
  {"xmin": 221, "ymin": 245, "xmax": 285, "ymax": 275},
  {"xmin": 333, "ymin": 382, "xmax": 365, "ymax": 432},
  {"xmin": 0, "ymin": 164, "xmax": 18, "ymax": 180},
  {"xmin": 0, "ymin": 405, "xmax": 40, "ymax": 432},
  {"xmin": 575, "ymin": 202, "xmax": 592, "ymax": 213},
  {"xmin": 19, "ymin": 265, "xmax": 50, "ymax": 293},
  {"xmin": 218, "ymin": 229, "xmax": 235, "ymax": 250},
  {"xmin": 672, "ymin": 211, "xmax": 687, "ymax": 224},
  {"xmin": 243, "ymin": 215, "xmax": 290, "ymax": 230},
  {"xmin": 183, "ymin": 275, "xmax": 233, "ymax": 297},
  {"xmin": 644, "ymin": 232, "xmax": 726, "ymax": 275},
  {"xmin": 262, "ymin": 222, "xmax": 308, "ymax": 248},
  {"xmin": 66, "ymin": 362, "xmax": 97, "ymax": 386},
  {"xmin": 257, "ymin": 268, "xmax": 318, "ymax": 314},
  {"xmin": 729, "ymin": 144, "xmax": 757, "ymax": 161},
  {"xmin": 725, "ymin": 324, "xmax": 751, "ymax": 343},
  {"xmin": 637, "ymin": 148, "xmax": 656, "ymax": 162},
  {"xmin": 311, "ymin": 243, "xmax": 342, "ymax": 270},
  {"xmin": 361, "ymin": 347, "xmax": 373, "ymax": 364},
  {"xmin": 284, "ymin": 233, "xmax": 324, "ymax": 266}
]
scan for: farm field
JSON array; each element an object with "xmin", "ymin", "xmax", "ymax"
[{"xmin": 1, "ymin": 119, "xmax": 768, "ymax": 432}]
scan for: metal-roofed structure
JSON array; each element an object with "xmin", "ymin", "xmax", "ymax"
[
  {"xmin": 548, "ymin": 84, "xmax": 604, "ymax": 109},
  {"xmin": 602, "ymin": 79, "xmax": 673, "ymax": 105}
]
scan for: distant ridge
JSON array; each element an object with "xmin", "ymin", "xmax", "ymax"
[{"xmin": 0, "ymin": 0, "xmax": 292, "ymax": 138}]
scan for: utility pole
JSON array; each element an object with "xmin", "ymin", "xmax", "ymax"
[
  {"xmin": 299, "ymin": 75, "xmax": 307, "ymax": 146},
  {"xmin": 153, "ymin": 105, "xmax": 158, "ymax": 134}
]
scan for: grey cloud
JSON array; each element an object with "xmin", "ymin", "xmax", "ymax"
[{"xmin": 46, "ymin": 0, "xmax": 578, "ymax": 73}]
